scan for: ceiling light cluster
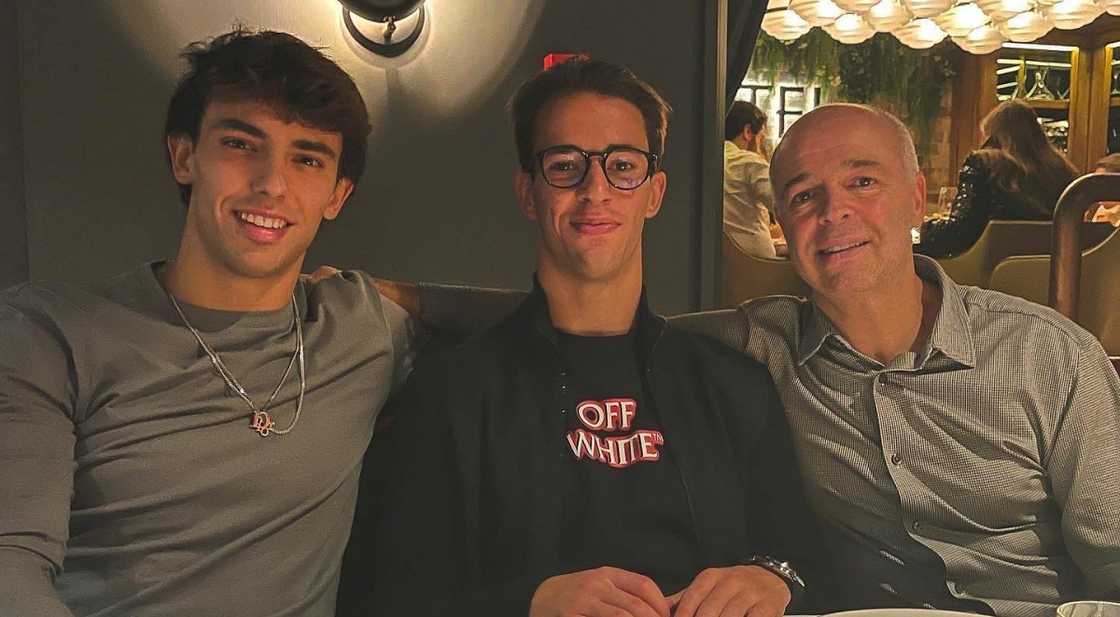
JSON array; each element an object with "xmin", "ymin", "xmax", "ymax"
[{"xmin": 762, "ymin": 0, "xmax": 1108, "ymax": 52}]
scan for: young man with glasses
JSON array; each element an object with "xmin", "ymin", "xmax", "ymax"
[{"xmin": 339, "ymin": 59, "xmax": 833, "ymax": 617}]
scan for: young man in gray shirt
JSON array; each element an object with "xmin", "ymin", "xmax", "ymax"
[{"xmin": 0, "ymin": 28, "xmax": 481, "ymax": 617}]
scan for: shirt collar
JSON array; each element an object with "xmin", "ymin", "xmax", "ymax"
[{"xmin": 795, "ymin": 255, "xmax": 976, "ymax": 368}]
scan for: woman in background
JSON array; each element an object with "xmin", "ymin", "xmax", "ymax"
[{"xmin": 917, "ymin": 99, "xmax": 1078, "ymax": 257}]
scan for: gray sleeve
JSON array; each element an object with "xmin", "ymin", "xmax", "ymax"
[
  {"xmin": 667, "ymin": 309, "xmax": 751, "ymax": 352},
  {"xmin": 416, "ymin": 282, "xmax": 526, "ymax": 338},
  {"xmin": 379, "ymin": 293, "xmax": 424, "ymax": 392},
  {"xmin": 0, "ymin": 294, "xmax": 78, "ymax": 616},
  {"xmin": 1047, "ymin": 334, "xmax": 1120, "ymax": 598}
]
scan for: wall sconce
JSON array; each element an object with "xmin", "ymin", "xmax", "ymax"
[{"xmin": 340, "ymin": 0, "xmax": 427, "ymax": 58}]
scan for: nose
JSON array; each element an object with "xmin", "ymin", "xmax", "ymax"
[
  {"xmin": 250, "ymin": 151, "xmax": 287, "ymax": 198},
  {"xmin": 817, "ymin": 188, "xmax": 852, "ymax": 225},
  {"xmin": 575, "ymin": 155, "xmax": 613, "ymax": 201}
]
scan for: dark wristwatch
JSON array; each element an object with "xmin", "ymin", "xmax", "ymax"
[{"xmin": 744, "ymin": 554, "xmax": 806, "ymax": 599}]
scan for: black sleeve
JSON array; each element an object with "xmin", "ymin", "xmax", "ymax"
[
  {"xmin": 916, "ymin": 155, "xmax": 993, "ymax": 258},
  {"xmin": 416, "ymin": 283, "xmax": 526, "ymax": 344},
  {"xmin": 744, "ymin": 379, "xmax": 843, "ymax": 614},
  {"xmin": 336, "ymin": 361, "xmax": 545, "ymax": 617}
]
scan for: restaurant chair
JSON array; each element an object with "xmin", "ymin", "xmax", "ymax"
[
  {"xmin": 721, "ymin": 230, "xmax": 809, "ymax": 307},
  {"xmin": 935, "ymin": 220, "xmax": 1112, "ymax": 288},
  {"xmin": 988, "ymin": 173, "xmax": 1120, "ymax": 359}
]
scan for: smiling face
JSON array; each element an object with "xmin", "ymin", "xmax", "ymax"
[
  {"xmin": 770, "ymin": 106, "xmax": 925, "ymax": 301},
  {"xmin": 515, "ymin": 92, "xmax": 666, "ymax": 286},
  {"xmin": 168, "ymin": 99, "xmax": 353, "ymax": 288}
]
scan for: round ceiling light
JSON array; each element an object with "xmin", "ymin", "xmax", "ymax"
[
  {"xmin": 866, "ymin": 0, "xmax": 914, "ymax": 30},
  {"xmin": 894, "ymin": 17, "xmax": 949, "ymax": 46},
  {"xmin": 790, "ymin": 0, "xmax": 846, "ymax": 25},
  {"xmin": 824, "ymin": 12, "xmax": 878, "ymax": 42}
]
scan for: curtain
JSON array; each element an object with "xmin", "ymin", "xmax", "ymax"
[{"xmin": 726, "ymin": 0, "xmax": 769, "ymax": 109}]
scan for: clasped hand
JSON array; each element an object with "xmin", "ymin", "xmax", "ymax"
[{"xmin": 529, "ymin": 564, "xmax": 790, "ymax": 617}]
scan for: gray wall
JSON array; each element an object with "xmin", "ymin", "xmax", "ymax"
[
  {"xmin": 10, "ymin": 0, "xmax": 719, "ymax": 313},
  {"xmin": 0, "ymin": 4, "xmax": 28, "ymax": 290}
]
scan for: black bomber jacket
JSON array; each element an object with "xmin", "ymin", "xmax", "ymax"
[{"xmin": 338, "ymin": 284, "xmax": 838, "ymax": 617}]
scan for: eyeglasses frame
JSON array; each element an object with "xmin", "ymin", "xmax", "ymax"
[{"xmin": 532, "ymin": 144, "xmax": 660, "ymax": 191}]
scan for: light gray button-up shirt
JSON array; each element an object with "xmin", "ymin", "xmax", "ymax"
[{"xmin": 707, "ymin": 256, "xmax": 1120, "ymax": 617}]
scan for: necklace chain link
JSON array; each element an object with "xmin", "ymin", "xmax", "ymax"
[{"xmin": 167, "ymin": 292, "xmax": 306, "ymax": 437}]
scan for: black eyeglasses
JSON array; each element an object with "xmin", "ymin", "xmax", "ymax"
[{"xmin": 534, "ymin": 145, "xmax": 659, "ymax": 190}]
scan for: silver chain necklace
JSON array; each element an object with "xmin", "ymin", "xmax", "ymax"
[{"xmin": 167, "ymin": 292, "xmax": 306, "ymax": 437}]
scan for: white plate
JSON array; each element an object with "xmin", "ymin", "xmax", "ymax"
[{"xmin": 825, "ymin": 610, "xmax": 981, "ymax": 617}]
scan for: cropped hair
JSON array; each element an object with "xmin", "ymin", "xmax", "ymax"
[
  {"xmin": 725, "ymin": 100, "xmax": 767, "ymax": 141},
  {"xmin": 508, "ymin": 58, "xmax": 671, "ymax": 173},
  {"xmin": 976, "ymin": 100, "xmax": 1078, "ymax": 217},
  {"xmin": 165, "ymin": 27, "xmax": 371, "ymax": 204}
]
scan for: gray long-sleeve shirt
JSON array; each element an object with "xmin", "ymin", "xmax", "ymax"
[
  {"xmin": 674, "ymin": 256, "xmax": 1120, "ymax": 617},
  {"xmin": 0, "ymin": 263, "xmax": 417, "ymax": 616}
]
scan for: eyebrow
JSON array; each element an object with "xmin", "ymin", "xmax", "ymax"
[
  {"xmin": 213, "ymin": 118, "xmax": 338, "ymax": 160},
  {"xmin": 779, "ymin": 158, "xmax": 883, "ymax": 197}
]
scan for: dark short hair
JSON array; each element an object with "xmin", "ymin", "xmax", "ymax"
[
  {"xmin": 724, "ymin": 100, "xmax": 766, "ymax": 141},
  {"xmin": 165, "ymin": 28, "xmax": 371, "ymax": 204},
  {"xmin": 508, "ymin": 58, "xmax": 671, "ymax": 173}
]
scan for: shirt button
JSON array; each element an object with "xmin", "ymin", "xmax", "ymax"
[{"xmin": 890, "ymin": 453, "xmax": 902, "ymax": 465}]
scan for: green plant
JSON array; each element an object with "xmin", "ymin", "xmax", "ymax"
[{"xmin": 750, "ymin": 31, "xmax": 961, "ymax": 147}]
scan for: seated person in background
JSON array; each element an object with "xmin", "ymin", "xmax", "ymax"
[
  {"xmin": 339, "ymin": 59, "xmax": 833, "ymax": 617},
  {"xmin": 1089, "ymin": 153, "xmax": 1120, "ymax": 226},
  {"xmin": 724, "ymin": 101, "xmax": 778, "ymax": 258},
  {"xmin": 677, "ymin": 103, "xmax": 1120, "ymax": 617},
  {"xmin": 917, "ymin": 99, "xmax": 1078, "ymax": 257}
]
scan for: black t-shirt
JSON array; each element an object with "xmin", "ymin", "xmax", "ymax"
[{"xmin": 555, "ymin": 330, "xmax": 701, "ymax": 595}]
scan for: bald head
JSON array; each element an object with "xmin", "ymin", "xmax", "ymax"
[{"xmin": 771, "ymin": 104, "xmax": 919, "ymax": 203}]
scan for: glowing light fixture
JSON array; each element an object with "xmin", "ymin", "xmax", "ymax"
[
  {"xmin": 762, "ymin": 3, "xmax": 815, "ymax": 40},
  {"xmin": 935, "ymin": 2, "xmax": 990, "ymax": 36},
  {"xmin": 1046, "ymin": 0, "xmax": 1104, "ymax": 29},
  {"xmin": 867, "ymin": 0, "xmax": 914, "ymax": 30},
  {"xmin": 998, "ymin": 9, "xmax": 1054, "ymax": 41},
  {"xmin": 824, "ymin": 12, "xmax": 877, "ymax": 42},
  {"xmin": 894, "ymin": 17, "xmax": 948, "ymax": 47},
  {"xmin": 976, "ymin": 0, "xmax": 1036, "ymax": 21},
  {"xmin": 790, "ymin": 0, "xmax": 846, "ymax": 25},
  {"xmin": 835, "ymin": 0, "xmax": 883, "ymax": 11},
  {"xmin": 339, "ymin": 0, "xmax": 426, "ymax": 58},
  {"xmin": 905, "ymin": 0, "xmax": 955, "ymax": 18},
  {"xmin": 953, "ymin": 23, "xmax": 1006, "ymax": 52}
]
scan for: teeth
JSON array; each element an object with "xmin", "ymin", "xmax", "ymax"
[
  {"xmin": 238, "ymin": 212, "xmax": 287, "ymax": 229},
  {"xmin": 823, "ymin": 241, "xmax": 865, "ymax": 254}
]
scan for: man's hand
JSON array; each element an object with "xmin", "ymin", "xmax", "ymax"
[
  {"xmin": 530, "ymin": 567, "xmax": 671, "ymax": 617},
  {"xmin": 667, "ymin": 566, "xmax": 790, "ymax": 617},
  {"xmin": 373, "ymin": 279, "xmax": 420, "ymax": 317}
]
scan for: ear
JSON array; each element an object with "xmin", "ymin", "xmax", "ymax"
[
  {"xmin": 910, "ymin": 171, "xmax": 927, "ymax": 227},
  {"xmin": 168, "ymin": 134, "xmax": 196, "ymax": 185},
  {"xmin": 644, "ymin": 170, "xmax": 668, "ymax": 220},
  {"xmin": 514, "ymin": 169, "xmax": 538, "ymax": 221},
  {"xmin": 323, "ymin": 177, "xmax": 355, "ymax": 221},
  {"xmin": 741, "ymin": 126, "xmax": 755, "ymax": 143}
]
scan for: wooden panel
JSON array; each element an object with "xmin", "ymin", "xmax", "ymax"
[
  {"xmin": 949, "ymin": 53, "xmax": 998, "ymax": 182},
  {"xmin": 1086, "ymin": 45, "xmax": 1113, "ymax": 165},
  {"xmin": 1067, "ymin": 45, "xmax": 1093, "ymax": 171}
]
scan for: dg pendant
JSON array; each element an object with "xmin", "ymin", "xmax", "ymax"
[{"xmin": 250, "ymin": 410, "xmax": 275, "ymax": 437}]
